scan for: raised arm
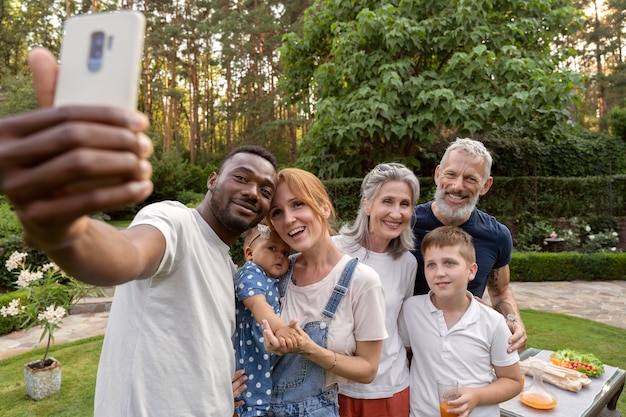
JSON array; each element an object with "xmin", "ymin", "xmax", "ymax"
[
  {"xmin": 0, "ymin": 48, "xmax": 156, "ymax": 286},
  {"xmin": 486, "ymin": 265, "xmax": 527, "ymax": 353}
]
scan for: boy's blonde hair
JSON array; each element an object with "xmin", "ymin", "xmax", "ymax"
[{"xmin": 421, "ymin": 226, "xmax": 476, "ymax": 265}]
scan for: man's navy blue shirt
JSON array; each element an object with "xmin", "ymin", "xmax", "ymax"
[{"xmin": 411, "ymin": 201, "xmax": 512, "ymax": 297}]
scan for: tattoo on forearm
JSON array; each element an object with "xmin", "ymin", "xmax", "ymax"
[
  {"xmin": 488, "ymin": 268, "xmax": 506, "ymax": 313},
  {"xmin": 487, "ymin": 268, "xmax": 500, "ymax": 289}
]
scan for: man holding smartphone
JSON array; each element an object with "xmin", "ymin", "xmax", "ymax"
[{"xmin": 0, "ymin": 48, "xmax": 273, "ymax": 417}]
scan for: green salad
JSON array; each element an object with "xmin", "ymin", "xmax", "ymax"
[{"xmin": 551, "ymin": 349, "xmax": 605, "ymax": 378}]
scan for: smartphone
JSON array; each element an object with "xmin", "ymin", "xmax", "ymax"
[{"xmin": 54, "ymin": 11, "xmax": 146, "ymax": 110}]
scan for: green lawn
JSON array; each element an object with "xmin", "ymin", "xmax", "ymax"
[
  {"xmin": 0, "ymin": 336, "xmax": 102, "ymax": 417},
  {"xmin": 107, "ymin": 219, "xmax": 132, "ymax": 229},
  {"xmin": 0, "ymin": 310, "xmax": 624, "ymax": 416}
]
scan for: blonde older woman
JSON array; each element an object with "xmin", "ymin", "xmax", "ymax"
[{"xmin": 333, "ymin": 163, "xmax": 420, "ymax": 417}]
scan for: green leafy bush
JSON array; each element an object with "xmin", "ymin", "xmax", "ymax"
[
  {"xmin": 608, "ymin": 106, "xmax": 626, "ymax": 140},
  {"xmin": 0, "ymin": 252, "xmax": 102, "ymax": 352},
  {"xmin": 177, "ymin": 191, "xmax": 205, "ymax": 208},
  {"xmin": 515, "ymin": 219, "xmax": 554, "ymax": 252},
  {"xmin": 510, "ymin": 216, "xmax": 621, "ymax": 253},
  {"xmin": 0, "ymin": 236, "xmax": 50, "ymax": 291},
  {"xmin": 187, "ymin": 164, "xmax": 217, "ymax": 194},
  {"xmin": 482, "ymin": 124, "xmax": 626, "ymax": 177},
  {"xmin": 0, "ymin": 290, "xmax": 26, "ymax": 334},
  {"xmin": 479, "ymin": 176, "xmax": 626, "ymax": 219},
  {"xmin": 510, "ymin": 252, "xmax": 626, "ymax": 282},
  {"xmin": 581, "ymin": 229, "xmax": 620, "ymax": 253},
  {"xmin": 0, "ymin": 74, "xmax": 37, "ymax": 117},
  {"xmin": 0, "ymin": 196, "xmax": 22, "ymax": 239},
  {"xmin": 230, "ymin": 234, "xmax": 246, "ymax": 270},
  {"xmin": 147, "ymin": 151, "xmax": 193, "ymax": 204}
]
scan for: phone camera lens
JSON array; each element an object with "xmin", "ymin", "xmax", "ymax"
[{"xmin": 88, "ymin": 31, "xmax": 105, "ymax": 72}]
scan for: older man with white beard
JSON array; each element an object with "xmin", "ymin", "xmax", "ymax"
[{"xmin": 411, "ymin": 137, "xmax": 527, "ymax": 353}]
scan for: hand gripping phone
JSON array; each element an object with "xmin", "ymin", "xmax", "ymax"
[{"xmin": 54, "ymin": 10, "xmax": 146, "ymax": 110}]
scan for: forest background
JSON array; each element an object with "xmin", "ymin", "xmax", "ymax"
[
  {"xmin": 1, "ymin": 0, "xmax": 626, "ymax": 173},
  {"xmin": 1, "ymin": 0, "xmax": 626, "ymax": 236}
]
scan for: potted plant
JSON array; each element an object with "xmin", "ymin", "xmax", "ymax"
[{"xmin": 0, "ymin": 251, "xmax": 102, "ymax": 400}]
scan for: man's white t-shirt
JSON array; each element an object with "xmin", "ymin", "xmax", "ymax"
[{"xmin": 95, "ymin": 201, "xmax": 236, "ymax": 417}]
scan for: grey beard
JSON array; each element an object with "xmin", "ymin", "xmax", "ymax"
[{"xmin": 434, "ymin": 187, "xmax": 479, "ymax": 223}]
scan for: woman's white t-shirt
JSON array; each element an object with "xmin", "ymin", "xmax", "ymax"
[
  {"xmin": 280, "ymin": 253, "xmax": 388, "ymax": 386},
  {"xmin": 333, "ymin": 235, "xmax": 417, "ymax": 398}
]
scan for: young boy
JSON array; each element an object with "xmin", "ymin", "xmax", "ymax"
[
  {"xmin": 233, "ymin": 222, "xmax": 301, "ymax": 417},
  {"xmin": 399, "ymin": 226, "xmax": 523, "ymax": 416}
]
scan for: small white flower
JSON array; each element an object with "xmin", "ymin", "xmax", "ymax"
[
  {"xmin": 0, "ymin": 299, "xmax": 22, "ymax": 317},
  {"xmin": 588, "ymin": 235, "xmax": 595, "ymax": 241},
  {"xmin": 42, "ymin": 263, "xmax": 60, "ymax": 272},
  {"xmin": 5, "ymin": 251, "xmax": 27, "ymax": 271},
  {"xmin": 611, "ymin": 247, "xmax": 617, "ymax": 252},
  {"xmin": 37, "ymin": 305, "xmax": 66, "ymax": 325},
  {"xmin": 16, "ymin": 270, "xmax": 43, "ymax": 287},
  {"xmin": 612, "ymin": 232, "xmax": 618, "ymax": 237},
  {"xmin": 585, "ymin": 225, "xmax": 591, "ymax": 233}
]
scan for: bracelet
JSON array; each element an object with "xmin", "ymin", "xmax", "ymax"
[{"xmin": 326, "ymin": 351, "xmax": 337, "ymax": 371}]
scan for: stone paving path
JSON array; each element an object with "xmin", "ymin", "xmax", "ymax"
[
  {"xmin": 1, "ymin": 280, "xmax": 625, "ymax": 361},
  {"xmin": 500, "ymin": 280, "xmax": 626, "ymax": 330},
  {"xmin": 0, "ymin": 297, "xmax": 111, "ymax": 360}
]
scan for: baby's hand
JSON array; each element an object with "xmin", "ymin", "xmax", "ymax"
[{"xmin": 274, "ymin": 325, "xmax": 302, "ymax": 349}]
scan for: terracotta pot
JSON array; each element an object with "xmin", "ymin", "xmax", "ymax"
[{"xmin": 23, "ymin": 357, "xmax": 62, "ymax": 400}]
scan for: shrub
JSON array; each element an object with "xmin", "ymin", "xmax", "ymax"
[
  {"xmin": 0, "ymin": 252, "xmax": 102, "ymax": 355},
  {"xmin": 510, "ymin": 252, "xmax": 626, "ymax": 282},
  {"xmin": 187, "ymin": 164, "xmax": 216, "ymax": 194},
  {"xmin": 0, "ymin": 73, "xmax": 37, "ymax": 117},
  {"xmin": 0, "ymin": 196, "xmax": 21, "ymax": 239},
  {"xmin": 177, "ymin": 191, "xmax": 205, "ymax": 207},
  {"xmin": 515, "ymin": 219, "xmax": 554, "ymax": 252},
  {"xmin": 608, "ymin": 106, "xmax": 626, "ymax": 140},
  {"xmin": 0, "ymin": 236, "xmax": 50, "ymax": 291},
  {"xmin": 511, "ymin": 216, "xmax": 622, "ymax": 253},
  {"xmin": 148, "ymin": 150, "xmax": 192, "ymax": 203},
  {"xmin": 230, "ymin": 235, "xmax": 246, "ymax": 270},
  {"xmin": 0, "ymin": 290, "xmax": 26, "ymax": 334},
  {"xmin": 581, "ymin": 229, "xmax": 620, "ymax": 253},
  {"xmin": 481, "ymin": 124, "xmax": 626, "ymax": 176},
  {"xmin": 479, "ymin": 176, "xmax": 626, "ymax": 219}
]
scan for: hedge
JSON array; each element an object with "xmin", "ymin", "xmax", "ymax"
[
  {"xmin": 324, "ymin": 175, "xmax": 626, "ymax": 223},
  {"xmin": 0, "ymin": 289, "xmax": 27, "ymax": 335},
  {"xmin": 510, "ymin": 252, "xmax": 626, "ymax": 282}
]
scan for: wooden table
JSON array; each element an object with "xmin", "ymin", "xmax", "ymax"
[{"xmin": 500, "ymin": 348, "xmax": 625, "ymax": 417}]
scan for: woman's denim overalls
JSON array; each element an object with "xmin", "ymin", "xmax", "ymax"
[{"xmin": 267, "ymin": 256, "xmax": 358, "ymax": 417}]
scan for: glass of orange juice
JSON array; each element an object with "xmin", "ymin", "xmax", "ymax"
[{"xmin": 437, "ymin": 378, "xmax": 460, "ymax": 417}]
